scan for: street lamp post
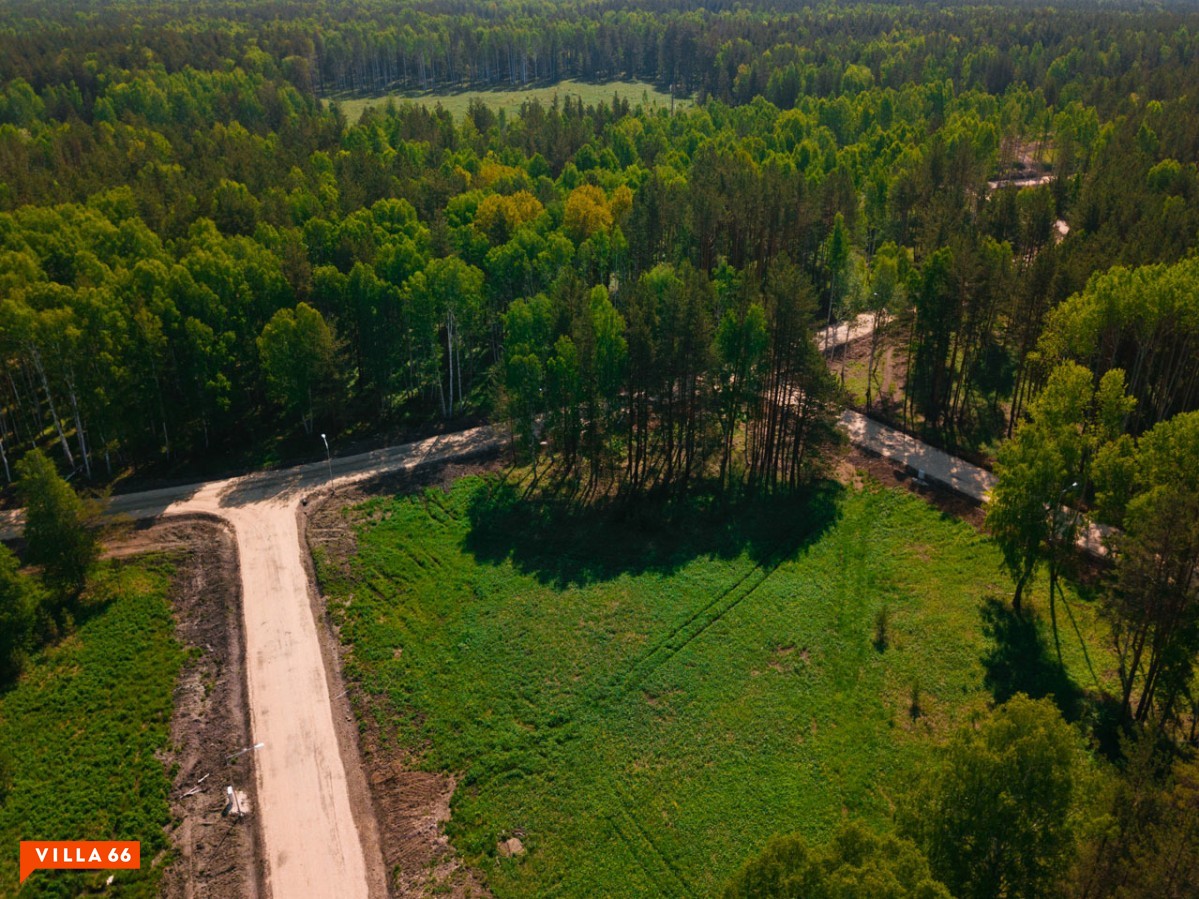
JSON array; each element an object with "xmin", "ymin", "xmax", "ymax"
[
  {"xmin": 1048, "ymin": 481, "xmax": 1081, "ymax": 664},
  {"xmin": 320, "ymin": 433, "xmax": 333, "ymax": 481},
  {"xmin": 226, "ymin": 742, "xmax": 264, "ymax": 820},
  {"xmin": 227, "ymin": 742, "xmax": 265, "ymax": 763}
]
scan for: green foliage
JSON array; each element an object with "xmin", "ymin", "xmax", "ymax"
[
  {"xmin": 724, "ymin": 821, "xmax": 950, "ymax": 899},
  {"xmin": 0, "ymin": 561, "xmax": 185, "ymax": 897},
  {"xmin": 1, "ymin": 1, "xmax": 1198, "ymax": 477},
  {"xmin": 1099, "ymin": 411, "xmax": 1199, "ymax": 728},
  {"xmin": 901, "ymin": 694, "xmax": 1087, "ymax": 899},
  {"xmin": 0, "ymin": 544, "xmax": 42, "ymax": 681},
  {"xmin": 402, "ymin": 256, "xmax": 486, "ymax": 417},
  {"xmin": 321, "ymin": 475, "xmax": 1111, "ymax": 897},
  {"xmin": 987, "ymin": 362, "xmax": 1132, "ymax": 610},
  {"xmin": 16, "ymin": 448, "xmax": 99, "ymax": 600},
  {"xmin": 1076, "ymin": 732, "xmax": 1199, "ymax": 899},
  {"xmin": 1038, "ymin": 256, "xmax": 1199, "ymax": 434},
  {"xmin": 257, "ymin": 302, "xmax": 339, "ymax": 432}
]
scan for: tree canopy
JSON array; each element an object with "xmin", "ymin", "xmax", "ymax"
[
  {"xmin": 901, "ymin": 694, "xmax": 1086, "ymax": 899},
  {"xmin": 724, "ymin": 821, "xmax": 950, "ymax": 899},
  {"xmin": 15, "ymin": 448, "xmax": 98, "ymax": 601}
]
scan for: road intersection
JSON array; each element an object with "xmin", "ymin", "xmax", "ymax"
[{"xmin": 0, "ymin": 321, "xmax": 1106, "ymax": 896}]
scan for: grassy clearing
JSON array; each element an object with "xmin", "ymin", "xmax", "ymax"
[
  {"xmin": 0, "ymin": 561, "xmax": 184, "ymax": 898},
  {"xmin": 323, "ymin": 474, "xmax": 1113, "ymax": 897},
  {"xmin": 328, "ymin": 79, "xmax": 687, "ymax": 124}
]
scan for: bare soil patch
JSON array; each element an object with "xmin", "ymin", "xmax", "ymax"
[
  {"xmin": 115, "ymin": 516, "xmax": 264, "ymax": 899},
  {"xmin": 847, "ymin": 447, "xmax": 987, "ymax": 530},
  {"xmin": 302, "ymin": 454, "xmax": 503, "ymax": 898},
  {"xmin": 830, "ymin": 329, "xmax": 908, "ymax": 423}
]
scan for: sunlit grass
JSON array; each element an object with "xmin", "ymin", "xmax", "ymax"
[
  {"xmin": 324, "ymin": 474, "xmax": 1112, "ymax": 897},
  {"xmin": 0, "ymin": 561, "xmax": 184, "ymax": 898},
  {"xmin": 327, "ymin": 79, "xmax": 688, "ymax": 124}
]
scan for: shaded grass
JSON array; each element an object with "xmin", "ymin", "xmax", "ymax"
[
  {"xmin": 328, "ymin": 78, "xmax": 687, "ymax": 124},
  {"xmin": 463, "ymin": 478, "xmax": 841, "ymax": 587},
  {"xmin": 0, "ymin": 561, "xmax": 185, "ymax": 898},
  {"xmin": 325, "ymin": 475, "xmax": 1113, "ymax": 897}
]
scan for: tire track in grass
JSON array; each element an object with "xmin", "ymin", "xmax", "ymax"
[
  {"xmin": 425, "ymin": 488, "xmax": 464, "ymax": 521},
  {"xmin": 607, "ymin": 814, "xmax": 668, "ymax": 895},
  {"xmin": 611, "ymin": 556, "xmax": 785, "ymax": 700},
  {"xmin": 607, "ymin": 782, "xmax": 696, "ymax": 897},
  {"xmin": 602, "ymin": 561, "xmax": 765, "ymax": 698},
  {"xmin": 613, "ymin": 779, "xmax": 697, "ymax": 897},
  {"xmin": 586, "ymin": 553, "xmax": 790, "ymax": 898}
]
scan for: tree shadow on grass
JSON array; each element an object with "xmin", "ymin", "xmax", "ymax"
[
  {"xmin": 980, "ymin": 597, "xmax": 1084, "ymax": 722},
  {"xmin": 463, "ymin": 477, "xmax": 843, "ymax": 588}
]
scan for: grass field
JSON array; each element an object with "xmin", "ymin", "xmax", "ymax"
[
  {"xmin": 322, "ymin": 474, "xmax": 1113, "ymax": 897},
  {"xmin": 328, "ymin": 79, "xmax": 688, "ymax": 124},
  {"xmin": 0, "ymin": 562, "xmax": 184, "ymax": 898}
]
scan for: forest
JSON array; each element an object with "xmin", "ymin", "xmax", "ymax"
[
  {"xmin": 1, "ymin": 0, "xmax": 1199, "ymax": 484},
  {"xmin": 1, "ymin": 0, "xmax": 1198, "ymax": 895}
]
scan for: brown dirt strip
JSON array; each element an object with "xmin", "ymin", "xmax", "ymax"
[
  {"xmin": 112, "ymin": 516, "xmax": 265, "ymax": 899},
  {"xmin": 302, "ymin": 455, "xmax": 501, "ymax": 899}
]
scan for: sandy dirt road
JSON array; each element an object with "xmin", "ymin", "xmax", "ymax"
[
  {"xmin": 0, "ymin": 425, "xmax": 503, "ymax": 899},
  {"xmin": 0, "ymin": 318, "xmax": 1105, "ymax": 896},
  {"xmin": 816, "ymin": 311, "xmax": 876, "ymax": 351},
  {"xmin": 176, "ymin": 426, "xmax": 502, "ymax": 899},
  {"xmin": 839, "ymin": 409, "xmax": 1110, "ymax": 556}
]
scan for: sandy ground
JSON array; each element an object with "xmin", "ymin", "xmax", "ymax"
[
  {"xmin": 203, "ymin": 427, "xmax": 502, "ymax": 899},
  {"xmin": 112, "ymin": 516, "xmax": 265, "ymax": 899},
  {"xmin": 20, "ymin": 426, "xmax": 504, "ymax": 899},
  {"xmin": 303, "ymin": 458, "xmax": 500, "ymax": 898},
  {"xmin": 816, "ymin": 311, "xmax": 875, "ymax": 351},
  {"xmin": 840, "ymin": 409, "xmax": 998, "ymax": 500}
]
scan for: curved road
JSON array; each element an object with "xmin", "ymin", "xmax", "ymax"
[
  {"xmin": 0, "ymin": 318, "xmax": 1106, "ymax": 897},
  {"xmin": 2, "ymin": 426, "xmax": 503, "ymax": 899}
]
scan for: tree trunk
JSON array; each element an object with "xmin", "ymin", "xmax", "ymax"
[
  {"xmin": 1048, "ymin": 563, "xmax": 1062, "ymax": 665},
  {"xmin": 446, "ymin": 312, "xmax": 455, "ymax": 418},
  {"xmin": 1012, "ymin": 567, "xmax": 1030, "ymax": 613},
  {"xmin": 31, "ymin": 346, "xmax": 74, "ymax": 469}
]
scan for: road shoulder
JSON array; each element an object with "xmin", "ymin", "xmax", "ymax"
[
  {"xmin": 301, "ymin": 456, "xmax": 500, "ymax": 899},
  {"xmin": 118, "ymin": 515, "xmax": 266, "ymax": 899}
]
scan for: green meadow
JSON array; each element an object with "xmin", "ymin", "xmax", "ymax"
[
  {"xmin": 0, "ymin": 562, "xmax": 183, "ymax": 898},
  {"xmin": 328, "ymin": 78, "xmax": 687, "ymax": 123},
  {"xmin": 321, "ymin": 475, "xmax": 1112, "ymax": 897}
]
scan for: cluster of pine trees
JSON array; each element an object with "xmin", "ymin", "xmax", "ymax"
[
  {"xmin": 988, "ymin": 258, "xmax": 1199, "ymax": 742},
  {"xmin": 0, "ymin": 0, "xmax": 1198, "ymax": 894},
  {"xmin": 2, "ymin": 3, "xmax": 1199, "ymax": 481},
  {"xmin": 6, "ymin": 0, "xmax": 1199, "ymax": 115},
  {"xmin": 502, "ymin": 259, "xmax": 841, "ymax": 495}
]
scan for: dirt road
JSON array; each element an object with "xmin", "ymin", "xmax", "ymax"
[
  {"xmin": 0, "ymin": 317, "xmax": 1105, "ymax": 895},
  {"xmin": 0, "ymin": 426, "xmax": 503, "ymax": 898},
  {"xmin": 839, "ymin": 409, "xmax": 1110, "ymax": 556},
  {"xmin": 839, "ymin": 410, "xmax": 997, "ymax": 500},
  {"xmin": 817, "ymin": 311, "xmax": 876, "ymax": 351},
  {"xmin": 191, "ymin": 427, "xmax": 501, "ymax": 899}
]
